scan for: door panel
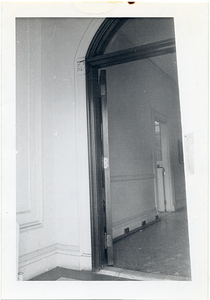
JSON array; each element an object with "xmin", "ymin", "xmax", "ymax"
[
  {"xmin": 103, "ymin": 61, "xmax": 157, "ymax": 240},
  {"xmin": 155, "ymin": 120, "xmax": 166, "ymax": 212},
  {"xmin": 154, "ymin": 119, "xmax": 174, "ymax": 212}
]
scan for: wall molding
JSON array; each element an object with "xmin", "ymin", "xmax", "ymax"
[
  {"xmin": 19, "ymin": 243, "xmax": 80, "ymax": 268},
  {"xmin": 19, "ymin": 244, "xmax": 55, "ymax": 268},
  {"xmin": 56, "ymin": 243, "xmax": 80, "ymax": 256},
  {"xmin": 76, "ymin": 59, "xmax": 85, "ymax": 74},
  {"xmin": 111, "ymin": 173, "xmax": 154, "ymax": 182},
  {"xmin": 16, "ymin": 19, "xmax": 44, "ymax": 231},
  {"xmin": 19, "ymin": 220, "xmax": 44, "ymax": 232}
]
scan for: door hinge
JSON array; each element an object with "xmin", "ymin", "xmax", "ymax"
[
  {"xmin": 105, "ymin": 233, "xmax": 112, "ymax": 249},
  {"xmin": 103, "ymin": 157, "xmax": 109, "ymax": 169}
]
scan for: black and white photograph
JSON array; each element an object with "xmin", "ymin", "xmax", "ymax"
[{"xmin": 1, "ymin": 1, "xmax": 209, "ymax": 299}]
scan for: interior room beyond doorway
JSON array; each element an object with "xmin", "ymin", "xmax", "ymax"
[
  {"xmin": 112, "ymin": 208, "xmax": 191, "ymax": 279},
  {"xmin": 86, "ymin": 17, "xmax": 190, "ymax": 279}
]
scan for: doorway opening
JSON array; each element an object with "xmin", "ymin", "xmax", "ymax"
[
  {"xmin": 155, "ymin": 120, "xmax": 167, "ymax": 212},
  {"xmin": 86, "ymin": 18, "xmax": 191, "ymax": 279},
  {"xmin": 154, "ymin": 116, "xmax": 175, "ymax": 213}
]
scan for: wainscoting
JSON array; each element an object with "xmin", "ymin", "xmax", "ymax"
[{"xmin": 18, "ymin": 243, "xmax": 91, "ymax": 280}]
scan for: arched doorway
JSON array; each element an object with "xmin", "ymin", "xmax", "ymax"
[{"xmin": 86, "ymin": 18, "xmax": 190, "ymax": 279}]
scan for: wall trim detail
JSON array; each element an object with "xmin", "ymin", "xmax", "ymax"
[
  {"xmin": 19, "ymin": 220, "xmax": 44, "ymax": 232},
  {"xmin": 19, "ymin": 244, "xmax": 55, "ymax": 268},
  {"xmin": 19, "ymin": 243, "xmax": 80, "ymax": 268},
  {"xmin": 111, "ymin": 173, "xmax": 154, "ymax": 182},
  {"xmin": 56, "ymin": 243, "xmax": 80, "ymax": 255},
  {"xmin": 16, "ymin": 18, "xmax": 44, "ymax": 231},
  {"xmin": 77, "ymin": 59, "xmax": 85, "ymax": 74}
]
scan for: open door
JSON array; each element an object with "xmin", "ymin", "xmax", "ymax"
[
  {"xmin": 154, "ymin": 119, "xmax": 175, "ymax": 212},
  {"xmin": 155, "ymin": 120, "xmax": 167, "ymax": 212},
  {"xmin": 99, "ymin": 70, "xmax": 114, "ymax": 266}
]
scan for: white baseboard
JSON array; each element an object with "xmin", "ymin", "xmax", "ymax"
[
  {"xmin": 18, "ymin": 243, "xmax": 90, "ymax": 280},
  {"xmin": 18, "ymin": 252, "xmax": 57, "ymax": 281},
  {"xmin": 19, "ymin": 244, "xmax": 56, "ymax": 269},
  {"xmin": 56, "ymin": 253, "xmax": 80, "ymax": 271},
  {"xmin": 79, "ymin": 254, "xmax": 92, "ymax": 271}
]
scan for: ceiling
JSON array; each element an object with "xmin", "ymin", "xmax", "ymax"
[{"xmin": 104, "ymin": 18, "xmax": 179, "ymax": 84}]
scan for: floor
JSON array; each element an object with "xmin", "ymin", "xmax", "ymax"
[
  {"xmin": 30, "ymin": 266, "xmax": 131, "ymax": 281},
  {"xmin": 113, "ymin": 208, "xmax": 191, "ymax": 278},
  {"xmin": 30, "ymin": 208, "xmax": 191, "ymax": 281}
]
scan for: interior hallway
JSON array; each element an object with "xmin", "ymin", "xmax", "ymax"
[{"xmin": 113, "ymin": 207, "xmax": 191, "ymax": 279}]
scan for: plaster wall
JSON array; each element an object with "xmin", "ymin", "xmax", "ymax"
[{"xmin": 16, "ymin": 18, "xmax": 97, "ymax": 280}]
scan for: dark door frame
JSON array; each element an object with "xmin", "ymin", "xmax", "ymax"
[{"xmin": 85, "ymin": 18, "xmax": 176, "ymax": 272}]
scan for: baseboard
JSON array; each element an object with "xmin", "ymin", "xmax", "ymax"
[
  {"xmin": 79, "ymin": 254, "xmax": 92, "ymax": 271},
  {"xmin": 112, "ymin": 207, "xmax": 157, "ymax": 239},
  {"xmin": 113, "ymin": 217, "xmax": 160, "ymax": 243},
  {"xmin": 18, "ymin": 252, "xmax": 57, "ymax": 281},
  {"xmin": 19, "ymin": 244, "xmax": 56, "ymax": 269},
  {"xmin": 18, "ymin": 243, "xmax": 84, "ymax": 280}
]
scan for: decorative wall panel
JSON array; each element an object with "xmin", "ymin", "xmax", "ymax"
[{"xmin": 16, "ymin": 18, "xmax": 43, "ymax": 230}]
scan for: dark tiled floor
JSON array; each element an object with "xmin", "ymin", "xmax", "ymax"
[
  {"xmin": 113, "ymin": 208, "xmax": 191, "ymax": 278},
  {"xmin": 30, "ymin": 266, "xmax": 130, "ymax": 281}
]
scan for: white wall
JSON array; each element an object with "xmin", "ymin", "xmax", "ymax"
[
  {"xmin": 16, "ymin": 19, "xmax": 58, "ymax": 279},
  {"xmin": 16, "ymin": 18, "xmax": 96, "ymax": 280},
  {"xmin": 51, "ymin": 18, "xmax": 94, "ymax": 270}
]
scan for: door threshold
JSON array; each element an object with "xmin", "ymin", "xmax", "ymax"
[{"xmin": 96, "ymin": 266, "xmax": 191, "ymax": 281}]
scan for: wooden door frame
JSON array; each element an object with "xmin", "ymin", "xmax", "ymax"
[{"xmin": 85, "ymin": 18, "xmax": 176, "ymax": 271}]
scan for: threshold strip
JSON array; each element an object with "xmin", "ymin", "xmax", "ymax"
[
  {"xmin": 96, "ymin": 266, "xmax": 191, "ymax": 281},
  {"xmin": 56, "ymin": 277, "xmax": 79, "ymax": 281}
]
